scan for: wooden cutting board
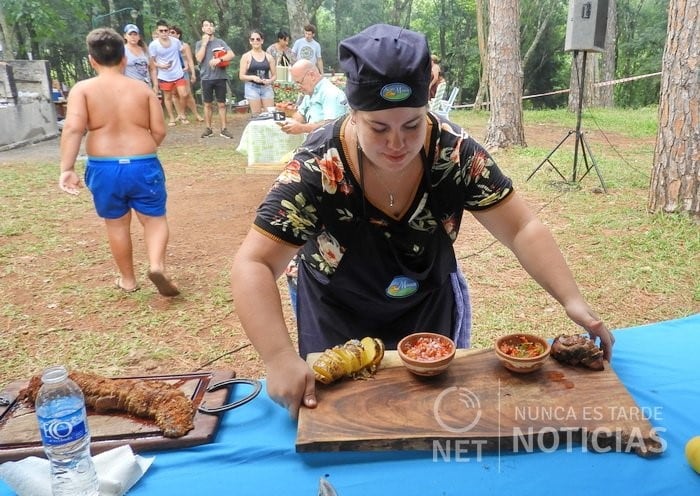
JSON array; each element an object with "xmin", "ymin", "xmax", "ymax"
[
  {"xmin": 297, "ymin": 350, "xmax": 662, "ymax": 457},
  {"xmin": 0, "ymin": 370, "xmax": 235, "ymax": 463}
]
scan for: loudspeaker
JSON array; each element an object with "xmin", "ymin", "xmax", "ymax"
[{"xmin": 564, "ymin": 0, "xmax": 609, "ymax": 52}]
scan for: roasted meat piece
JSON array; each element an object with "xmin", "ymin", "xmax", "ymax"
[
  {"xmin": 550, "ymin": 334, "xmax": 605, "ymax": 371},
  {"xmin": 21, "ymin": 371, "xmax": 195, "ymax": 438}
]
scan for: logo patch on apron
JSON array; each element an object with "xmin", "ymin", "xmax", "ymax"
[{"xmin": 386, "ymin": 276, "xmax": 419, "ymax": 298}]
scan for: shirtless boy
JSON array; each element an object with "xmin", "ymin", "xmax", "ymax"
[{"xmin": 58, "ymin": 27, "xmax": 179, "ymax": 297}]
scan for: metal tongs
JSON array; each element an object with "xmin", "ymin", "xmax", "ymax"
[{"xmin": 197, "ymin": 378, "xmax": 262, "ymax": 414}]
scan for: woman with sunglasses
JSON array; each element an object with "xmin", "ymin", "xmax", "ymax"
[{"xmin": 239, "ymin": 29, "xmax": 277, "ymax": 115}]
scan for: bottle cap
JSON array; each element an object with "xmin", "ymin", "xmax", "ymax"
[{"xmin": 41, "ymin": 365, "xmax": 68, "ymax": 384}]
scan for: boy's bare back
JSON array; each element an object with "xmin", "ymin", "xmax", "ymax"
[{"xmin": 67, "ymin": 71, "xmax": 166, "ymax": 157}]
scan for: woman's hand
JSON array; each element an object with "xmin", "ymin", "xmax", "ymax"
[
  {"xmin": 564, "ymin": 301, "xmax": 615, "ymax": 361},
  {"xmin": 265, "ymin": 349, "xmax": 317, "ymax": 419}
]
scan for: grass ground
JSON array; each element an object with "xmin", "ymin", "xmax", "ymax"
[{"xmin": 0, "ymin": 106, "xmax": 697, "ymax": 387}]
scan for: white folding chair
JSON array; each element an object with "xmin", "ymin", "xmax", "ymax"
[
  {"xmin": 429, "ymin": 82, "xmax": 446, "ymax": 112},
  {"xmin": 435, "ymin": 87, "xmax": 459, "ymax": 120}
]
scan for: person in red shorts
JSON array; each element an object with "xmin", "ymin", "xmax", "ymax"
[{"xmin": 149, "ymin": 19, "xmax": 190, "ymax": 126}]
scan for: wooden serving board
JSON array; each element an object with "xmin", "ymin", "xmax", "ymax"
[
  {"xmin": 297, "ymin": 350, "xmax": 661, "ymax": 457},
  {"xmin": 0, "ymin": 370, "xmax": 235, "ymax": 463}
]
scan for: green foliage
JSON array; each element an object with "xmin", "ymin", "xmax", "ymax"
[
  {"xmin": 615, "ymin": 0, "xmax": 668, "ymax": 107},
  {"xmin": 412, "ymin": 0, "xmax": 478, "ymax": 102},
  {"xmin": 2, "ymin": 0, "xmax": 669, "ymax": 109},
  {"xmin": 520, "ymin": 0, "xmax": 569, "ymax": 109}
]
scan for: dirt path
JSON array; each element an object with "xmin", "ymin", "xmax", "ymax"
[{"xmin": 1, "ymin": 112, "xmax": 677, "ymax": 387}]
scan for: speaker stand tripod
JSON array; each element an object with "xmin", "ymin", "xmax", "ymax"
[{"xmin": 527, "ymin": 50, "xmax": 607, "ymax": 193}]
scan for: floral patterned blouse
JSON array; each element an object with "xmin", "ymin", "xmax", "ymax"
[{"xmin": 253, "ymin": 113, "xmax": 513, "ymax": 279}]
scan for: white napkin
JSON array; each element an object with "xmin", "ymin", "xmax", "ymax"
[{"xmin": 0, "ymin": 444, "xmax": 154, "ymax": 496}]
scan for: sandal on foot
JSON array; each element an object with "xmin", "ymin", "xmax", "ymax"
[
  {"xmin": 115, "ymin": 278, "xmax": 140, "ymax": 293},
  {"xmin": 178, "ymin": 116, "xmax": 190, "ymax": 124},
  {"xmin": 147, "ymin": 270, "xmax": 180, "ymax": 297},
  {"xmin": 168, "ymin": 121, "xmax": 177, "ymax": 127}
]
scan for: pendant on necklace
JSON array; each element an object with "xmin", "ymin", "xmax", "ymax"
[{"xmin": 389, "ymin": 194, "xmax": 395, "ymax": 207}]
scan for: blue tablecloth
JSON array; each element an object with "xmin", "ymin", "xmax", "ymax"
[{"xmin": 2, "ymin": 314, "xmax": 699, "ymax": 495}]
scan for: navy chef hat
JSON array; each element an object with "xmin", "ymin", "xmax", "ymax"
[{"xmin": 338, "ymin": 24, "xmax": 431, "ymax": 111}]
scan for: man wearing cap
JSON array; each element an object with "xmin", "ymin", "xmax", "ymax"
[
  {"xmin": 231, "ymin": 24, "xmax": 614, "ymax": 419},
  {"xmin": 278, "ymin": 59, "xmax": 346, "ymax": 135}
]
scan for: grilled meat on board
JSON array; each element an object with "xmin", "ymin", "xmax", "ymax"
[{"xmin": 20, "ymin": 371, "xmax": 195, "ymax": 438}]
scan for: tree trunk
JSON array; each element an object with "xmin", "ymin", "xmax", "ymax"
[
  {"xmin": 388, "ymin": 0, "xmax": 413, "ymax": 27},
  {"xmin": 437, "ymin": 0, "xmax": 446, "ymax": 56},
  {"xmin": 107, "ymin": 0, "xmax": 117, "ymax": 28},
  {"xmin": 648, "ymin": 0, "xmax": 700, "ymax": 219},
  {"xmin": 473, "ymin": 0, "xmax": 489, "ymax": 111},
  {"xmin": 567, "ymin": 51, "xmax": 598, "ymax": 112},
  {"xmin": 598, "ymin": 0, "xmax": 617, "ymax": 107},
  {"xmin": 484, "ymin": 0, "xmax": 525, "ymax": 149},
  {"xmin": 287, "ymin": 0, "xmax": 308, "ymax": 40},
  {"xmin": 0, "ymin": 3, "xmax": 16, "ymax": 60}
]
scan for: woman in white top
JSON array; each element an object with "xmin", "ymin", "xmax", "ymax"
[{"xmin": 123, "ymin": 24, "xmax": 157, "ymax": 93}]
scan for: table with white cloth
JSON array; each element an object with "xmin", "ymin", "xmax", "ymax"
[
  {"xmin": 2, "ymin": 314, "xmax": 699, "ymax": 495},
  {"xmin": 235, "ymin": 118, "xmax": 305, "ymax": 173}
]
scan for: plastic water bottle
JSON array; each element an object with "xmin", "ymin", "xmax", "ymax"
[{"xmin": 35, "ymin": 365, "xmax": 99, "ymax": 496}]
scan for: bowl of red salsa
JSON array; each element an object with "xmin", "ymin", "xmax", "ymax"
[
  {"xmin": 495, "ymin": 333, "xmax": 551, "ymax": 373},
  {"xmin": 397, "ymin": 332, "xmax": 456, "ymax": 377}
]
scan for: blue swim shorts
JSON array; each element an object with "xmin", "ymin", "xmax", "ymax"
[
  {"xmin": 84, "ymin": 154, "xmax": 167, "ymax": 219},
  {"xmin": 244, "ymin": 82, "xmax": 274, "ymax": 101}
]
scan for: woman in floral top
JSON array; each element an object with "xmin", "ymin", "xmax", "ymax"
[
  {"xmin": 231, "ymin": 24, "xmax": 613, "ymax": 419},
  {"xmin": 266, "ymin": 29, "xmax": 296, "ymax": 67}
]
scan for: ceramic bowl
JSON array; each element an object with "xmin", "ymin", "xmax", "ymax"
[
  {"xmin": 397, "ymin": 332, "xmax": 456, "ymax": 377},
  {"xmin": 494, "ymin": 333, "xmax": 551, "ymax": 374}
]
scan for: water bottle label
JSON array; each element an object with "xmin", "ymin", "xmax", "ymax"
[{"xmin": 38, "ymin": 407, "xmax": 88, "ymax": 446}]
